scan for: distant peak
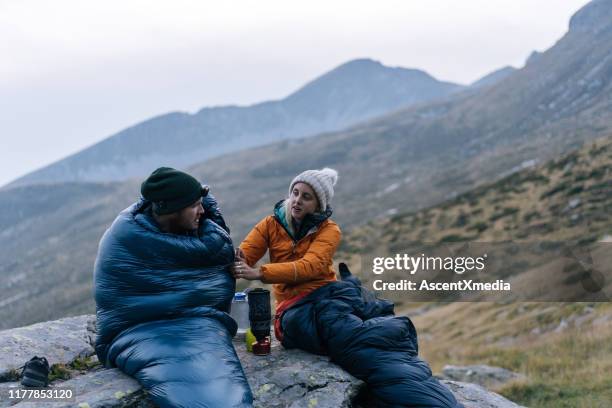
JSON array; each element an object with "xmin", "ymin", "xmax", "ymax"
[
  {"xmin": 332, "ymin": 58, "xmax": 385, "ymax": 72},
  {"xmin": 339, "ymin": 58, "xmax": 383, "ymax": 67},
  {"xmin": 330, "ymin": 58, "xmax": 430, "ymax": 78}
]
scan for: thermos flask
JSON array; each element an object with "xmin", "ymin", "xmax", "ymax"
[{"xmin": 247, "ymin": 288, "xmax": 271, "ymax": 355}]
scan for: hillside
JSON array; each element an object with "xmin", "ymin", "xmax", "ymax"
[
  {"xmin": 338, "ymin": 135, "xmax": 611, "ymax": 258},
  {"xmin": 0, "ymin": 181, "xmax": 134, "ymax": 328},
  {"xmin": 7, "ymin": 59, "xmax": 461, "ymax": 187},
  {"xmin": 0, "ymin": 132, "xmax": 608, "ymax": 334},
  {"xmin": 332, "ymin": 136, "xmax": 612, "ymax": 407},
  {"xmin": 333, "ymin": 133, "xmax": 611, "ymax": 301},
  {"xmin": 412, "ymin": 301, "xmax": 612, "ymax": 407},
  {"xmin": 469, "ymin": 66, "xmax": 517, "ymax": 89}
]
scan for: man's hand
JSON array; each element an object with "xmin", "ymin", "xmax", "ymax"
[
  {"xmin": 232, "ymin": 260, "xmax": 262, "ymax": 281},
  {"xmin": 201, "ymin": 192, "xmax": 230, "ymax": 233},
  {"xmin": 201, "ymin": 192, "xmax": 218, "ymax": 212}
]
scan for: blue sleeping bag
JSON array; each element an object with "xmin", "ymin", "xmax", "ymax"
[
  {"xmin": 280, "ymin": 264, "xmax": 463, "ymax": 408},
  {"xmin": 94, "ymin": 195, "xmax": 253, "ymax": 408}
]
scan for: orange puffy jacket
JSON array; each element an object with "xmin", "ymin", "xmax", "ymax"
[{"xmin": 239, "ymin": 202, "xmax": 341, "ymax": 304}]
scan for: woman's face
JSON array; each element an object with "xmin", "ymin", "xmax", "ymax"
[{"xmin": 290, "ymin": 182, "xmax": 319, "ymax": 221}]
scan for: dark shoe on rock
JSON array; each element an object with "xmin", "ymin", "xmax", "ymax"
[{"xmin": 20, "ymin": 356, "xmax": 50, "ymax": 387}]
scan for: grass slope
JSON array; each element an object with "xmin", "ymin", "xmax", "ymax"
[{"xmin": 336, "ymin": 135, "xmax": 612, "ymax": 407}]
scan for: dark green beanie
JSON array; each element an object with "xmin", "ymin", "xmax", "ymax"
[{"xmin": 141, "ymin": 167, "xmax": 206, "ymax": 215}]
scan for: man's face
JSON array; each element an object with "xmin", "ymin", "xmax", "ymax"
[{"xmin": 172, "ymin": 199, "xmax": 205, "ymax": 232}]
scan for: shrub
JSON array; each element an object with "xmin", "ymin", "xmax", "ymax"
[
  {"xmin": 49, "ymin": 364, "xmax": 71, "ymax": 381},
  {"xmin": 523, "ymin": 210, "xmax": 540, "ymax": 223},
  {"xmin": 453, "ymin": 212, "xmax": 469, "ymax": 228},
  {"xmin": 438, "ymin": 234, "xmax": 471, "ymax": 243},
  {"xmin": 565, "ymin": 185, "xmax": 584, "ymax": 196},
  {"xmin": 468, "ymin": 221, "xmax": 489, "ymax": 232},
  {"xmin": 540, "ymin": 181, "xmax": 570, "ymax": 199},
  {"xmin": 489, "ymin": 207, "xmax": 520, "ymax": 222}
]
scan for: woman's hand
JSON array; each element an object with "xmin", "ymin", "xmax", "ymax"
[
  {"xmin": 233, "ymin": 260, "xmax": 262, "ymax": 280},
  {"xmin": 235, "ymin": 247, "xmax": 246, "ymax": 261}
]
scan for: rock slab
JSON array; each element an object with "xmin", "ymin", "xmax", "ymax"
[
  {"xmin": 442, "ymin": 365, "xmax": 526, "ymax": 390},
  {"xmin": 0, "ymin": 316, "xmax": 524, "ymax": 407}
]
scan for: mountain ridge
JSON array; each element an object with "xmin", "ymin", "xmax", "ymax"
[{"xmin": 6, "ymin": 58, "xmax": 462, "ymax": 188}]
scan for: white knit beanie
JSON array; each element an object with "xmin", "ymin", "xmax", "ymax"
[{"xmin": 289, "ymin": 168, "xmax": 338, "ymax": 212}]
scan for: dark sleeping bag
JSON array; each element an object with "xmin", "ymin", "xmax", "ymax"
[
  {"xmin": 94, "ymin": 196, "xmax": 253, "ymax": 408},
  {"xmin": 280, "ymin": 265, "xmax": 462, "ymax": 408}
]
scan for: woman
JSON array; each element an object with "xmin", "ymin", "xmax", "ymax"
[
  {"xmin": 234, "ymin": 168, "xmax": 462, "ymax": 408},
  {"xmin": 233, "ymin": 167, "xmax": 341, "ymax": 314}
]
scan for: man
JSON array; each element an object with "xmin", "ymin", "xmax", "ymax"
[{"xmin": 94, "ymin": 167, "xmax": 253, "ymax": 408}]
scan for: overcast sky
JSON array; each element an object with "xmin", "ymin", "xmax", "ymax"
[{"xmin": 0, "ymin": 0, "xmax": 590, "ymax": 187}]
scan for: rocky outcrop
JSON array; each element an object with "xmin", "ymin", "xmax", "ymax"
[
  {"xmin": 441, "ymin": 365, "xmax": 526, "ymax": 390},
  {"xmin": 0, "ymin": 316, "xmax": 95, "ymax": 382},
  {"xmin": 444, "ymin": 381, "xmax": 525, "ymax": 408},
  {"xmin": 0, "ymin": 315, "xmax": 524, "ymax": 407},
  {"xmin": 569, "ymin": 0, "xmax": 612, "ymax": 35}
]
